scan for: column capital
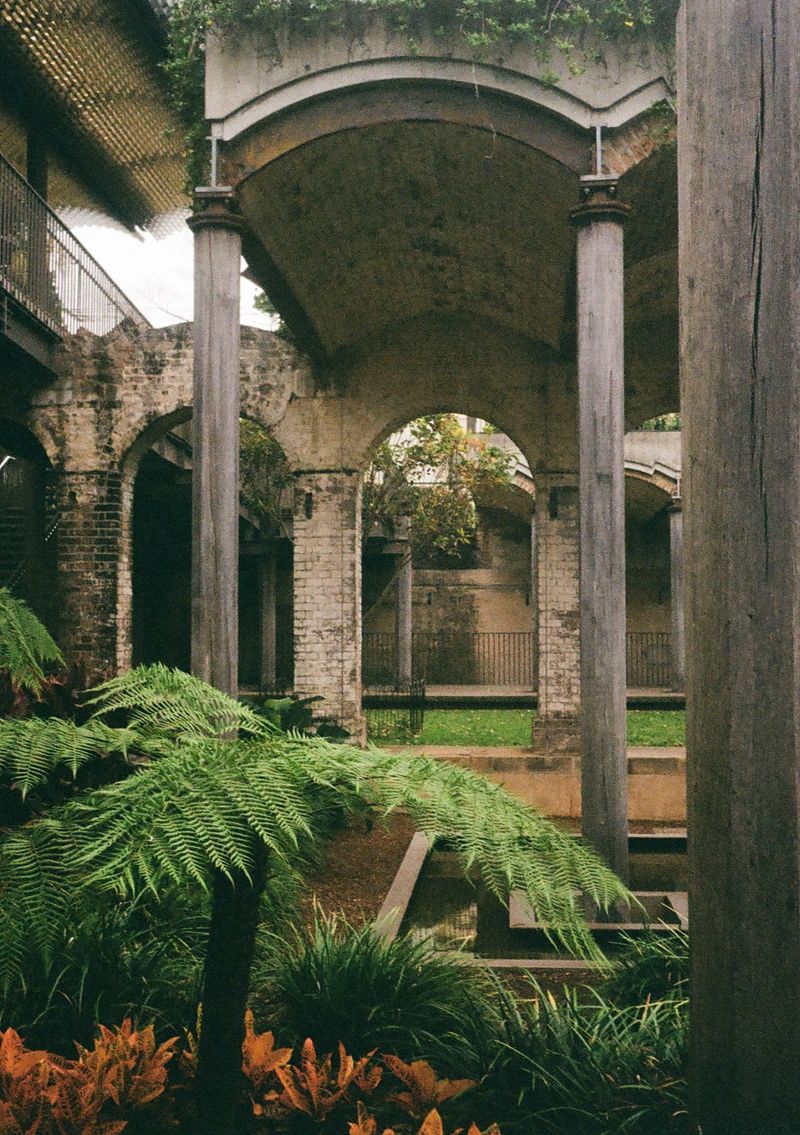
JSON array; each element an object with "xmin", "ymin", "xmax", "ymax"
[
  {"xmin": 668, "ymin": 494, "xmax": 682, "ymax": 514},
  {"xmin": 570, "ymin": 175, "xmax": 631, "ymax": 227},
  {"xmin": 187, "ymin": 187, "xmax": 247, "ymax": 236}
]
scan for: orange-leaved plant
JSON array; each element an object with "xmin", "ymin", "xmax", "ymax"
[
  {"xmin": 242, "ymin": 1009, "xmax": 293, "ymax": 1116},
  {"xmin": 382, "ymin": 1055, "xmax": 475, "ymax": 1120},
  {"xmin": 272, "ymin": 1037, "xmax": 382, "ymax": 1122},
  {"xmin": 75, "ymin": 1018, "xmax": 177, "ymax": 1112},
  {"xmin": 348, "ymin": 1100, "xmax": 502, "ymax": 1135}
]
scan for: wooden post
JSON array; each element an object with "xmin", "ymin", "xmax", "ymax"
[
  {"xmin": 187, "ymin": 189, "xmax": 243, "ymax": 696},
  {"xmin": 679, "ymin": 3, "xmax": 800, "ymax": 1131},
  {"xmin": 668, "ymin": 496, "xmax": 685, "ymax": 692},
  {"xmin": 571, "ymin": 176, "xmax": 630, "ymax": 883},
  {"xmin": 395, "ymin": 513, "xmax": 413, "ymax": 686},
  {"xmin": 259, "ymin": 545, "xmax": 277, "ymax": 690}
]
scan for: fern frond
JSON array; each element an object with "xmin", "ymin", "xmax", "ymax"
[
  {"xmin": 0, "ymin": 589, "xmax": 62, "ymax": 693},
  {"xmin": 0, "ymin": 820, "xmax": 77, "ymax": 977},
  {"xmin": 0, "ymin": 718, "xmax": 144, "ymax": 799},
  {"xmin": 84, "ymin": 664, "xmax": 276, "ymax": 742}
]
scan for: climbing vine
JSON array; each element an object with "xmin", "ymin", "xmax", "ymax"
[{"xmin": 164, "ymin": 0, "xmax": 673, "ymax": 188}]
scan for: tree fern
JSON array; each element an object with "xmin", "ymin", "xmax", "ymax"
[
  {"xmin": 0, "ymin": 589, "xmax": 62, "ymax": 693},
  {"xmin": 84, "ymin": 663, "xmax": 277, "ymax": 742},
  {"xmin": 0, "ymin": 718, "xmax": 147, "ymax": 799},
  {"xmin": 1, "ymin": 733, "xmax": 630, "ymax": 966}
]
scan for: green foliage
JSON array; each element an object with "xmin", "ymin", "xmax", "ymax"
[
  {"xmin": 239, "ymin": 418, "xmax": 292, "ymax": 533},
  {"xmin": 640, "ymin": 413, "xmax": 681, "ymax": 431},
  {"xmin": 84, "ymin": 663, "xmax": 276, "ymax": 743},
  {"xmin": 625, "ymin": 710, "xmax": 684, "ymax": 747},
  {"xmin": 603, "ymin": 927, "xmax": 688, "ymax": 1005},
  {"xmin": 364, "ymin": 416, "xmax": 512, "ymax": 564},
  {"xmin": 489, "ymin": 979, "xmax": 688, "ymax": 1133},
  {"xmin": 253, "ymin": 913, "xmax": 499, "ymax": 1075},
  {"xmin": 0, "ymin": 718, "xmax": 139, "ymax": 800},
  {"xmin": 0, "ymin": 588, "xmax": 62, "ymax": 695}
]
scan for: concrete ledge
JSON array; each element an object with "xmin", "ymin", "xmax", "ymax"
[
  {"xmin": 388, "ymin": 745, "xmax": 687, "ymax": 823},
  {"xmin": 375, "ymin": 831, "xmax": 430, "ymax": 941}
]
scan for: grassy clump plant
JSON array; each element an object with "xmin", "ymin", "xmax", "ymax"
[{"xmin": 253, "ymin": 913, "xmax": 500, "ymax": 1076}]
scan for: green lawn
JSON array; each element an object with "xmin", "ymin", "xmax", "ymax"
[{"xmin": 367, "ymin": 707, "xmax": 686, "ymax": 747}]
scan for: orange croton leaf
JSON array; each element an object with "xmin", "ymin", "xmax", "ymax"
[
  {"xmin": 273, "ymin": 1038, "xmax": 380, "ymax": 1122},
  {"xmin": 418, "ymin": 1111, "xmax": 446, "ymax": 1135},
  {"xmin": 382, "ymin": 1055, "xmax": 476, "ymax": 1119},
  {"xmin": 241, "ymin": 1009, "xmax": 293, "ymax": 1096},
  {"xmin": 76, "ymin": 1018, "xmax": 177, "ymax": 1112}
]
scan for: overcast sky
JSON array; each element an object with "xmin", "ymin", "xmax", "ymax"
[{"xmin": 71, "ymin": 212, "xmax": 276, "ymax": 331}]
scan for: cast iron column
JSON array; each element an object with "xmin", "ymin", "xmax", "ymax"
[
  {"xmin": 668, "ymin": 495, "xmax": 685, "ymax": 692},
  {"xmin": 679, "ymin": 3, "xmax": 800, "ymax": 1130},
  {"xmin": 187, "ymin": 189, "xmax": 243, "ymax": 695},
  {"xmin": 571, "ymin": 175, "xmax": 630, "ymax": 883}
]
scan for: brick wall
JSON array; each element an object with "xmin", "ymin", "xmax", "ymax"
[
  {"xmin": 532, "ymin": 472, "xmax": 581, "ymax": 750},
  {"xmin": 53, "ymin": 470, "xmax": 123, "ymax": 678},
  {"xmin": 292, "ymin": 469, "xmax": 364, "ymax": 742}
]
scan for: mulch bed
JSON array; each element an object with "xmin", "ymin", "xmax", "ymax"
[{"xmin": 297, "ymin": 810, "xmax": 417, "ymax": 930}]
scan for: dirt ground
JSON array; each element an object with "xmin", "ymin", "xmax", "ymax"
[{"xmin": 297, "ymin": 810, "xmax": 417, "ymax": 929}]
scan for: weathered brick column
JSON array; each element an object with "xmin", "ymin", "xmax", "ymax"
[
  {"xmin": 52, "ymin": 469, "xmax": 124, "ymax": 677},
  {"xmin": 531, "ymin": 473, "xmax": 581, "ymax": 751},
  {"xmin": 292, "ymin": 469, "xmax": 364, "ymax": 742}
]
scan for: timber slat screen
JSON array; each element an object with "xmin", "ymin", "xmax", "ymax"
[
  {"xmin": 0, "ymin": 154, "xmax": 148, "ymax": 336},
  {"xmin": 364, "ymin": 629, "xmax": 673, "ymax": 688}
]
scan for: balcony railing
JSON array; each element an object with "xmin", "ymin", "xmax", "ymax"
[{"xmin": 0, "ymin": 153, "xmax": 148, "ymax": 337}]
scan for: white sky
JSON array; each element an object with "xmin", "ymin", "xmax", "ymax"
[{"xmin": 69, "ymin": 212, "xmax": 276, "ymax": 331}]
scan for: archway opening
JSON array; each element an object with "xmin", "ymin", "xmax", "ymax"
[
  {"xmin": 127, "ymin": 415, "xmax": 293, "ymax": 688},
  {"xmin": 360, "ymin": 413, "xmax": 536, "ymax": 716},
  {"xmin": 0, "ymin": 420, "xmax": 54, "ymax": 629}
]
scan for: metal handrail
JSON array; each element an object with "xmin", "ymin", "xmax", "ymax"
[{"xmin": 0, "ymin": 153, "xmax": 149, "ymax": 337}]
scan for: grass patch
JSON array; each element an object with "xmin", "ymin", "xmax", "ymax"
[
  {"xmin": 626, "ymin": 710, "xmax": 685, "ymax": 746},
  {"xmin": 367, "ymin": 708, "xmax": 686, "ymax": 747}
]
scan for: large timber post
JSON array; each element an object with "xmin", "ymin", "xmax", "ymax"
[
  {"xmin": 187, "ymin": 188, "xmax": 243, "ymax": 695},
  {"xmin": 571, "ymin": 175, "xmax": 630, "ymax": 883},
  {"xmin": 679, "ymin": 4, "xmax": 800, "ymax": 1131}
]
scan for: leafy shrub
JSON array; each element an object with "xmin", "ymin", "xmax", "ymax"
[
  {"xmin": 604, "ymin": 928, "xmax": 689, "ymax": 1005},
  {"xmin": 253, "ymin": 915, "xmax": 500, "ymax": 1076}
]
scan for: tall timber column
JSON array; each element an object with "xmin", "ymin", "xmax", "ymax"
[
  {"xmin": 668, "ymin": 496, "xmax": 685, "ymax": 692},
  {"xmin": 187, "ymin": 189, "xmax": 243, "ymax": 696},
  {"xmin": 570, "ymin": 176, "xmax": 630, "ymax": 883},
  {"xmin": 531, "ymin": 473, "xmax": 581, "ymax": 752},
  {"xmin": 679, "ymin": 4, "xmax": 800, "ymax": 1131},
  {"xmin": 293, "ymin": 469, "xmax": 364, "ymax": 742},
  {"xmin": 395, "ymin": 513, "xmax": 413, "ymax": 686}
]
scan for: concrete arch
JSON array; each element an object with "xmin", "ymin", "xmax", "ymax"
[{"xmin": 208, "ymin": 16, "xmax": 674, "ymax": 155}]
